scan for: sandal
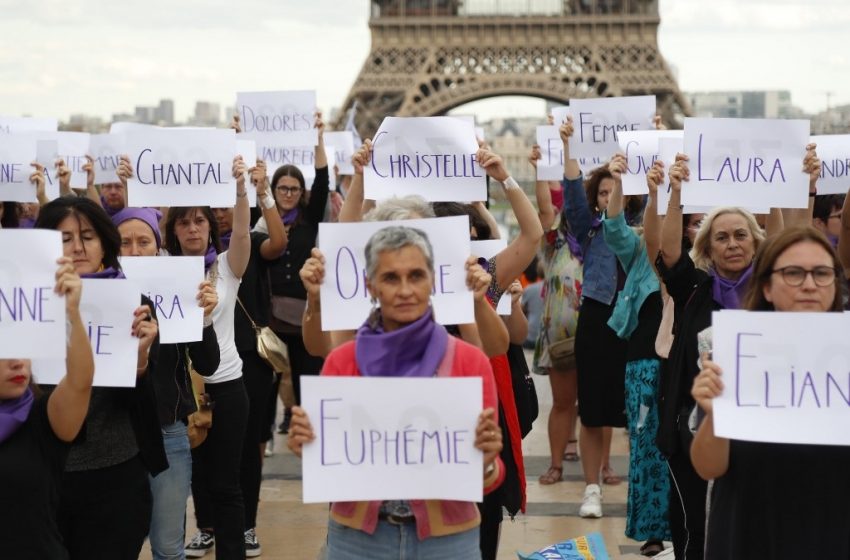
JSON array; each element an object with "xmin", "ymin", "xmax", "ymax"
[
  {"xmin": 538, "ymin": 466, "xmax": 563, "ymax": 485},
  {"xmin": 601, "ymin": 465, "xmax": 622, "ymax": 486},
  {"xmin": 639, "ymin": 540, "xmax": 664, "ymax": 557},
  {"xmin": 563, "ymin": 439, "xmax": 579, "ymax": 462}
]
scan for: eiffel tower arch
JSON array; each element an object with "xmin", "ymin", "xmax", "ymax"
[{"xmin": 335, "ymin": 0, "xmax": 691, "ymax": 138}]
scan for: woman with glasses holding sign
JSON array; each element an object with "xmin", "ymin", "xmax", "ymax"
[
  {"xmin": 690, "ymin": 226, "xmax": 850, "ymax": 559},
  {"xmin": 0, "ymin": 257, "xmax": 94, "ymax": 559},
  {"xmin": 289, "ymin": 226, "xmax": 504, "ymax": 560},
  {"xmin": 34, "ymin": 196, "xmax": 163, "ymax": 560}
]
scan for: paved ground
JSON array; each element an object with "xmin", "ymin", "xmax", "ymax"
[{"xmin": 141, "ymin": 353, "xmax": 672, "ymax": 559}]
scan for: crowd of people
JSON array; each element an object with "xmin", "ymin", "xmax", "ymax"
[{"xmin": 1, "ymin": 107, "xmax": 850, "ymax": 560}]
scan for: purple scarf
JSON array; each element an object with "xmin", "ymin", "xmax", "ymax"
[
  {"xmin": 565, "ymin": 232, "xmax": 583, "ymax": 264},
  {"xmin": 354, "ymin": 308, "xmax": 449, "ymax": 377},
  {"xmin": 710, "ymin": 264, "xmax": 753, "ymax": 310},
  {"xmin": 82, "ymin": 267, "xmax": 125, "ymax": 279},
  {"xmin": 281, "ymin": 208, "xmax": 299, "ymax": 226},
  {"xmin": 203, "ymin": 245, "xmax": 218, "ymax": 272},
  {"xmin": 219, "ymin": 230, "xmax": 232, "ymax": 251},
  {"xmin": 0, "ymin": 387, "xmax": 34, "ymax": 444},
  {"xmin": 99, "ymin": 196, "xmax": 122, "ymax": 217},
  {"xmin": 19, "ymin": 217, "xmax": 36, "ymax": 229}
]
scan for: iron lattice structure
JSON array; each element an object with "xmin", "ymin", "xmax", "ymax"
[{"xmin": 335, "ymin": 0, "xmax": 691, "ymax": 137}]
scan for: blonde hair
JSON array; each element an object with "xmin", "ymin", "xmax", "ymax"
[{"xmin": 689, "ymin": 206, "xmax": 765, "ymax": 271}]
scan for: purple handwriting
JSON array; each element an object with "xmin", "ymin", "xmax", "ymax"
[
  {"xmin": 240, "ymin": 105, "xmax": 312, "ymax": 133},
  {"xmin": 0, "ymin": 286, "xmax": 55, "ymax": 323},
  {"xmin": 136, "ymin": 149, "xmax": 225, "ymax": 185}
]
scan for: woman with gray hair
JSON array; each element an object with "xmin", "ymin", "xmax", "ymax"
[{"xmin": 288, "ymin": 225, "xmax": 504, "ymax": 560}]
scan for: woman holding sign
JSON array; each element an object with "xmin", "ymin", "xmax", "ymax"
[
  {"xmin": 0, "ymin": 257, "xmax": 94, "ymax": 559},
  {"xmin": 34, "ymin": 196, "xmax": 164, "ymax": 560},
  {"xmin": 161, "ymin": 155, "xmax": 253, "ymax": 560},
  {"xmin": 690, "ymin": 226, "xmax": 850, "ymax": 559},
  {"xmin": 288, "ymin": 226, "xmax": 504, "ymax": 560}
]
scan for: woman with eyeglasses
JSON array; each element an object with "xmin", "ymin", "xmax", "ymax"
[
  {"xmin": 257, "ymin": 112, "xmax": 329, "ymax": 419},
  {"xmin": 690, "ymin": 226, "xmax": 850, "ymax": 558}
]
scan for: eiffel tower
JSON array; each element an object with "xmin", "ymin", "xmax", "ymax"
[{"xmin": 335, "ymin": 0, "xmax": 691, "ymax": 137}]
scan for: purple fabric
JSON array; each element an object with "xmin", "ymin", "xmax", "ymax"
[
  {"xmin": 281, "ymin": 208, "xmax": 299, "ymax": 226},
  {"xmin": 219, "ymin": 230, "xmax": 232, "ymax": 251},
  {"xmin": 828, "ymin": 234, "xmax": 839, "ymax": 250},
  {"xmin": 0, "ymin": 387, "xmax": 34, "ymax": 444},
  {"xmin": 18, "ymin": 217, "xmax": 36, "ymax": 229},
  {"xmin": 204, "ymin": 245, "xmax": 217, "ymax": 272},
  {"xmin": 710, "ymin": 263, "xmax": 753, "ymax": 310},
  {"xmin": 111, "ymin": 207, "xmax": 163, "ymax": 248},
  {"xmin": 100, "ymin": 196, "xmax": 122, "ymax": 217},
  {"xmin": 82, "ymin": 267, "xmax": 125, "ymax": 279},
  {"xmin": 354, "ymin": 308, "xmax": 449, "ymax": 377},
  {"xmin": 565, "ymin": 232, "xmax": 583, "ymax": 263}
]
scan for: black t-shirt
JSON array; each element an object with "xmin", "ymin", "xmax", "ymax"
[
  {"xmin": 235, "ymin": 231, "xmax": 272, "ymax": 352},
  {"xmin": 626, "ymin": 290, "xmax": 662, "ymax": 362},
  {"xmin": 0, "ymin": 395, "xmax": 71, "ymax": 559},
  {"xmin": 707, "ymin": 440, "xmax": 850, "ymax": 559}
]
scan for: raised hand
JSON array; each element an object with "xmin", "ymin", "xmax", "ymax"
[
  {"xmin": 474, "ymin": 408, "xmax": 502, "ymax": 472},
  {"xmin": 691, "ymin": 353, "xmax": 724, "ymax": 414}
]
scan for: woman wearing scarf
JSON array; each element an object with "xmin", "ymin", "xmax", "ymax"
[
  {"xmin": 112, "ymin": 205, "xmax": 222, "ymax": 560},
  {"xmin": 34, "ymin": 196, "xmax": 164, "ymax": 559},
  {"xmin": 288, "ymin": 226, "xmax": 504, "ymax": 560},
  {"xmin": 559, "ymin": 117, "xmax": 631, "ymax": 519},
  {"xmin": 161, "ymin": 156, "xmax": 252, "ymax": 560},
  {"xmin": 657, "ymin": 147, "xmax": 819, "ymax": 559},
  {"xmin": 257, "ymin": 112, "xmax": 329, "ymax": 411},
  {"xmin": 0, "ymin": 258, "xmax": 94, "ymax": 559}
]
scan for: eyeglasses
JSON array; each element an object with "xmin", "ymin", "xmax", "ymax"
[
  {"xmin": 275, "ymin": 186, "xmax": 302, "ymax": 196},
  {"xmin": 771, "ymin": 265, "xmax": 837, "ymax": 287}
]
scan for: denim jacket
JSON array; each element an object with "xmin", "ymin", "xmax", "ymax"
[
  {"xmin": 602, "ymin": 212, "xmax": 660, "ymax": 339},
  {"xmin": 561, "ymin": 175, "xmax": 618, "ymax": 305}
]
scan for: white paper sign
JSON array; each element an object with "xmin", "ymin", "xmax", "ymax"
[
  {"xmin": 471, "ymin": 239, "xmax": 510, "ymax": 314},
  {"xmin": 0, "ymin": 134, "xmax": 38, "ymax": 202},
  {"xmin": 0, "ymin": 230, "xmax": 66, "ymax": 359},
  {"xmin": 683, "ymin": 118, "xmax": 810, "ymax": 209},
  {"xmin": 811, "ymin": 134, "xmax": 850, "ymax": 195},
  {"xmin": 34, "ymin": 137, "xmax": 60, "ymax": 201},
  {"xmin": 237, "ymin": 90, "xmax": 317, "ymax": 148},
  {"xmin": 536, "ymin": 126, "xmax": 563, "ymax": 181},
  {"xmin": 301, "ymin": 376, "xmax": 483, "ymax": 503},
  {"xmin": 324, "ymin": 131, "xmax": 356, "ymax": 176},
  {"xmin": 0, "ymin": 116, "xmax": 58, "ymax": 134},
  {"xmin": 119, "ymin": 256, "xmax": 204, "ymax": 344},
  {"xmin": 125, "ymin": 128, "xmax": 236, "ymax": 207},
  {"xmin": 236, "ymin": 139, "xmax": 258, "ymax": 206},
  {"xmin": 318, "ymin": 216, "xmax": 473, "ymax": 330},
  {"xmin": 365, "ymin": 117, "xmax": 486, "ymax": 202},
  {"xmin": 551, "ymin": 105, "xmax": 570, "ymax": 127},
  {"xmin": 656, "ymin": 137, "xmax": 713, "ymax": 216},
  {"xmin": 110, "ymin": 122, "xmax": 157, "ymax": 135},
  {"xmin": 618, "ymin": 130, "xmax": 684, "ymax": 195},
  {"xmin": 712, "ymin": 310, "xmax": 850, "ymax": 446},
  {"xmin": 32, "ymin": 279, "xmax": 140, "ymax": 387},
  {"xmin": 55, "ymin": 131, "xmax": 92, "ymax": 189},
  {"xmin": 89, "ymin": 134, "xmax": 124, "ymax": 185},
  {"xmin": 568, "ymin": 96, "xmax": 656, "ymax": 160}
]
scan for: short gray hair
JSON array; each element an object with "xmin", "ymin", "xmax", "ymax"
[
  {"xmin": 364, "ymin": 226, "xmax": 435, "ymax": 283},
  {"xmin": 363, "ymin": 195, "xmax": 435, "ymax": 222}
]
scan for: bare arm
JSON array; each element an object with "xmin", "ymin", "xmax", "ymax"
[
  {"xmin": 468, "ymin": 256, "xmax": 509, "ymax": 357},
  {"xmin": 472, "ymin": 201, "xmax": 501, "ymax": 240},
  {"xmin": 338, "ymin": 140, "xmax": 370, "ymax": 223},
  {"xmin": 840, "ymin": 185, "xmax": 850, "ymax": 278},
  {"xmin": 226, "ymin": 157, "xmax": 252, "ymax": 278},
  {"xmin": 561, "ymin": 117, "xmax": 582, "ymax": 181},
  {"xmin": 254, "ymin": 160, "xmax": 289, "ymax": 260},
  {"xmin": 478, "ymin": 149, "xmax": 544, "ymax": 291},
  {"xmin": 605, "ymin": 154, "xmax": 627, "ymax": 218},
  {"xmin": 47, "ymin": 259, "xmax": 95, "ymax": 442},
  {"xmin": 644, "ymin": 161, "xmax": 664, "ymax": 268},
  {"xmin": 503, "ymin": 281, "xmax": 528, "ymax": 345},
  {"xmin": 314, "ymin": 112, "xmax": 328, "ymax": 170},
  {"xmin": 30, "ymin": 163, "xmax": 50, "ymax": 206},
  {"xmin": 689, "ymin": 357, "xmax": 731, "ymax": 480},
  {"xmin": 530, "ymin": 144, "xmax": 557, "ymax": 232},
  {"xmin": 299, "ymin": 248, "xmax": 332, "ymax": 358},
  {"xmin": 781, "ymin": 143, "xmax": 820, "ymax": 230},
  {"xmin": 82, "ymin": 155, "xmax": 101, "ymax": 207},
  {"xmin": 660, "ymin": 154, "xmax": 690, "ymax": 268}
]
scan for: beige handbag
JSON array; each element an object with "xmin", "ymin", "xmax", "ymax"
[
  {"xmin": 236, "ymin": 296, "xmax": 292, "ymax": 377},
  {"xmin": 548, "ymin": 336, "xmax": 576, "ymax": 372}
]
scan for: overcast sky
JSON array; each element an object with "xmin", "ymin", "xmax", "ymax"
[{"xmin": 1, "ymin": 0, "xmax": 847, "ymax": 123}]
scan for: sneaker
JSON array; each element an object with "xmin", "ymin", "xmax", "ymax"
[
  {"xmin": 185, "ymin": 530, "xmax": 215, "ymax": 558},
  {"xmin": 579, "ymin": 484, "xmax": 603, "ymax": 518},
  {"xmin": 264, "ymin": 438, "xmax": 274, "ymax": 458},
  {"xmin": 245, "ymin": 527, "xmax": 262, "ymax": 557}
]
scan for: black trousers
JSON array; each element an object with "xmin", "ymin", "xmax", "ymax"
[
  {"xmin": 477, "ymin": 493, "xmax": 504, "ymax": 560},
  {"xmin": 279, "ymin": 332, "xmax": 324, "ymax": 405},
  {"xmin": 238, "ymin": 350, "xmax": 275, "ymax": 529},
  {"xmin": 58, "ymin": 455, "xmax": 152, "ymax": 560},
  {"xmin": 192, "ymin": 378, "xmax": 249, "ymax": 560},
  {"xmin": 668, "ymin": 451, "xmax": 707, "ymax": 560}
]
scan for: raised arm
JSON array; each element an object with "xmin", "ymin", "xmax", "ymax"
[
  {"xmin": 530, "ymin": 144, "xmax": 557, "ymax": 232},
  {"xmin": 660, "ymin": 154, "xmax": 690, "ymax": 268},
  {"xmin": 314, "ymin": 112, "xmax": 328, "ymax": 170},
  {"xmin": 643, "ymin": 161, "xmax": 664, "ymax": 266},
  {"xmin": 226, "ymin": 156, "xmax": 252, "ymax": 278},
  {"xmin": 503, "ymin": 280, "xmax": 529, "ymax": 345},
  {"xmin": 561, "ymin": 116, "xmax": 582, "ymax": 181},
  {"xmin": 55, "ymin": 159, "xmax": 73, "ymax": 198},
  {"xmin": 29, "ymin": 162, "xmax": 49, "ymax": 206},
  {"xmin": 254, "ymin": 160, "xmax": 289, "ymax": 260},
  {"xmin": 839, "ymin": 185, "xmax": 850, "ymax": 278},
  {"xmin": 605, "ymin": 154, "xmax": 627, "ymax": 218},
  {"xmin": 47, "ymin": 258, "xmax": 95, "ymax": 442},
  {"xmin": 82, "ymin": 155, "xmax": 100, "ymax": 206},
  {"xmin": 472, "ymin": 201, "xmax": 501, "ymax": 240},
  {"xmin": 477, "ymin": 148, "xmax": 544, "ymax": 291},
  {"xmin": 299, "ymin": 248, "xmax": 332, "ymax": 358},
  {"xmin": 467, "ymin": 257, "xmax": 509, "ymax": 357},
  {"xmin": 338, "ymin": 140, "xmax": 370, "ymax": 223},
  {"xmin": 780, "ymin": 142, "xmax": 820, "ymax": 230}
]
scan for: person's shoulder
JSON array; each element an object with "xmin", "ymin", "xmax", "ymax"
[
  {"xmin": 322, "ymin": 341, "xmax": 358, "ymax": 376},
  {"xmin": 453, "ymin": 338, "xmax": 492, "ymax": 369}
]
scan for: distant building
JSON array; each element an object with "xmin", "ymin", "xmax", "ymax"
[
  {"xmin": 811, "ymin": 103, "xmax": 850, "ymax": 135},
  {"xmin": 191, "ymin": 101, "xmax": 221, "ymax": 127},
  {"xmin": 134, "ymin": 105, "xmax": 156, "ymax": 124},
  {"xmin": 155, "ymin": 99, "xmax": 175, "ymax": 126},
  {"xmin": 688, "ymin": 90, "xmax": 802, "ymax": 119},
  {"xmin": 64, "ymin": 114, "xmax": 106, "ymax": 133}
]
